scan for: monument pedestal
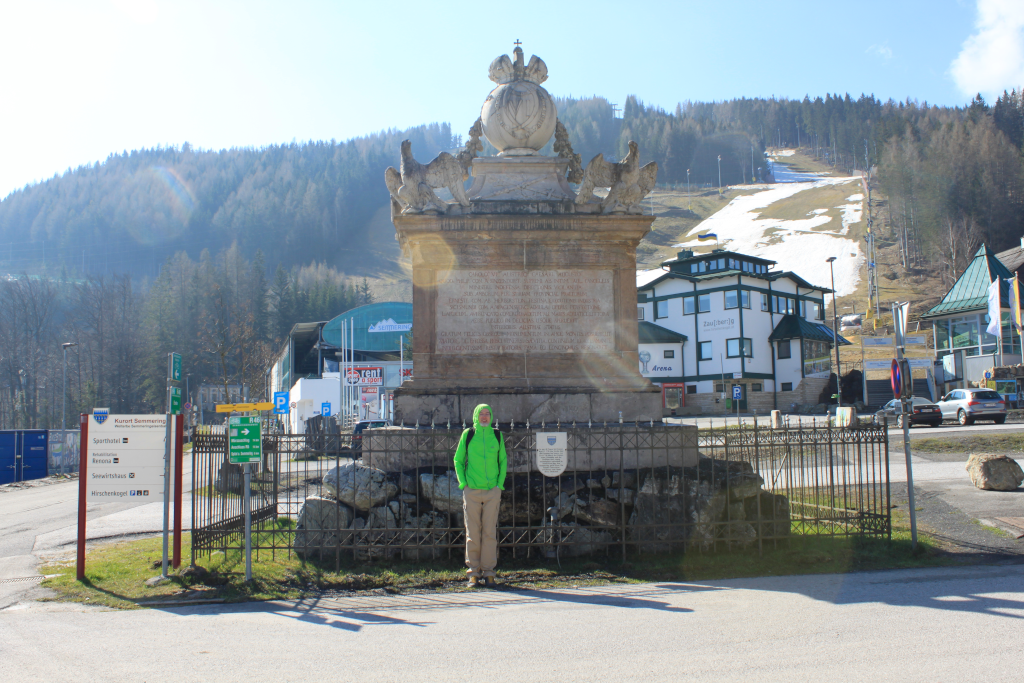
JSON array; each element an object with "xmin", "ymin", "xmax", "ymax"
[{"xmin": 392, "ymin": 211, "xmax": 663, "ymax": 426}]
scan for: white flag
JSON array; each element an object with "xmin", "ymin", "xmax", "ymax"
[{"xmin": 987, "ymin": 277, "xmax": 1001, "ymax": 337}]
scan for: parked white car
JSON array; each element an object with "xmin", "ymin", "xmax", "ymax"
[{"xmin": 935, "ymin": 388, "xmax": 1007, "ymax": 426}]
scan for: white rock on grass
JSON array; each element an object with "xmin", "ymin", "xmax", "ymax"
[{"xmin": 322, "ymin": 462, "xmax": 398, "ymax": 511}]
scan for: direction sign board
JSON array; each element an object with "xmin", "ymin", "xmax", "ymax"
[
  {"xmin": 216, "ymin": 402, "xmax": 275, "ymax": 413},
  {"xmin": 85, "ymin": 414, "xmax": 168, "ymax": 502},
  {"xmin": 169, "ymin": 386, "xmax": 182, "ymax": 415},
  {"xmin": 169, "ymin": 352, "xmax": 182, "ymax": 382},
  {"xmin": 228, "ymin": 416, "xmax": 262, "ymax": 464},
  {"xmin": 273, "ymin": 391, "xmax": 289, "ymax": 414}
]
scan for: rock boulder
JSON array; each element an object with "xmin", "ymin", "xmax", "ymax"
[
  {"xmin": 966, "ymin": 453, "xmax": 1024, "ymax": 491},
  {"xmin": 293, "ymin": 496, "xmax": 355, "ymax": 557},
  {"xmin": 323, "ymin": 462, "xmax": 398, "ymax": 511}
]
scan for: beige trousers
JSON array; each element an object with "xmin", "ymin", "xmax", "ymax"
[{"xmin": 463, "ymin": 487, "xmax": 501, "ymax": 577}]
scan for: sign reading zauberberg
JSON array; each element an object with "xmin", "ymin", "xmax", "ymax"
[{"xmin": 86, "ymin": 413, "xmax": 168, "ymax": 503}]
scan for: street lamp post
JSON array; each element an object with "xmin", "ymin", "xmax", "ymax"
[
  {"xmin": 61, "ymin": 342, "xmax": 78, "ymax": 475},
  {"xmin": 826, "ymin": 257, "xmax": 841, "ymax": 408},
  {"xmin": 686, "ymin": 168, "xmax": 690, "ymax": 210},
  {"xmin": 717, "ymin": 155, "xmax": 722, "ymax": 193}
]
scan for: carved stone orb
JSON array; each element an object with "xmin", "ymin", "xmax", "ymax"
[
  {"xmin": 481, "ymin": 79, "xmax": 556, "ymax": 155},
  {"xmin": 480, "ymin": 48, "xmax": 557, "ymax": 156}
]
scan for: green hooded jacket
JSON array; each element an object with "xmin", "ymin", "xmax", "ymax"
[{"xmin": 453, "ymin": 404, "xmax": 508, "ymax": 490}]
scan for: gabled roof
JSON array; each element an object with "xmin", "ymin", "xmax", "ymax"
[
  {"xmin": 638, "ymin": 321, "xmax": 687, "ymax": 343},
  {"xmin": 768, "ymin": 315, "xmax": 851, "ymax": 345},
  {"xmin": 922, "ymin": 245, "xmax": 1014, "ymax": 319},
  {"xmin": 996, "ymin": 243, "xmax": 1024, "ymax": 274}
]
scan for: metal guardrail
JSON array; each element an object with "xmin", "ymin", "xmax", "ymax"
[{"xmin": 190, "ymin": 421, "xmax": 889, "ymax": 568}]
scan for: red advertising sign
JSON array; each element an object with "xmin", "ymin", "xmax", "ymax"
[{"xmin": 346, "ymin": 366, "xmax": 384, "ymax": 386}]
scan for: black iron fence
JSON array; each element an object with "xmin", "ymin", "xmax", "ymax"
[{"xmin": 191, "ymin": 420, "xmax": 889, "ymax": 568}]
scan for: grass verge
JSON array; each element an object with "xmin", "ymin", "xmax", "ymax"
[
  {"xmin": 911, "ymin": 433, "xmax": 1024, "ymax": 454},
  {"xmin": 40, "ymin": 516, "xmax": 953, "ymax": 610}
]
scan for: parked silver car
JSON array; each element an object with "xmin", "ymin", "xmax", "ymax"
[{"xmin": 935, "ymin": 388, "xmax": 1007, "ymax": 426}]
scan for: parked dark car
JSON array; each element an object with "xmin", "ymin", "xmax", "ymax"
[
  {"xmin": 350, "ymin": 419, "xmax": 391, "ymax": 453},
  {"xmin": 881, "ymin": 396, "xmax": 942, "ymax": 428}
]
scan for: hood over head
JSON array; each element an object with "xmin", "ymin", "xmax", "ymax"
[{"xmin": 472, "ymin": 403, "xmax": 494, "ymax": 428}]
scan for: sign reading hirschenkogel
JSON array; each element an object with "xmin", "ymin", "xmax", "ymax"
[
  {"xmin": 535, "ymin": 432, "xmax": 567, "ymax": 477},
  {"xmin": 86, "ymin": 414, "xmax": 168, "ymax": 503}
]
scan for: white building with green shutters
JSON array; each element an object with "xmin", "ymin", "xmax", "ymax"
[{"xmin": 636, "ymin": 248, "xmax": 848, "ymax": 415}]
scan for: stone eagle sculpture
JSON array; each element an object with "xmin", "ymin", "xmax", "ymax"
[
  {"xmin": 574, "ymin": 141, "xmax": 658, "ymax": 214},
  {"xmin": 385, "ymin": 140, "xmax": 471, "ymax": 214}
]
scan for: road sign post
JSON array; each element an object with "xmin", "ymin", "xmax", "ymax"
[
  {"xmin": 892, "ymin": 305, "xmax": 917, "ymax": 550},
  {"xmin": 229, "ymin": 415, "xmax": 262, "ymax": 582}
]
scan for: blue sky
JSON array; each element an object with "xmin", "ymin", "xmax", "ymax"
[{"xmin": 2, "ymin": 0, "xmax": 1021, "ymax": 199}]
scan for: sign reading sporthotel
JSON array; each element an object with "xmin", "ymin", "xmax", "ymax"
[
  {"xmin": 86, "ymin": 414, "xmax": 167, "ymax": 503},
  {"xmin": 436, "ymin": 270, "xmax": 614, "ymax": 353}
]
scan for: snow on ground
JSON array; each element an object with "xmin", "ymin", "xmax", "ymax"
[
  {"xmin": 769, "ymin": 149, "xmax": 795, "ymax": 157},
  {"xmin": 643, "ymin": 176, "xmax": 865, "ymax": 297}
]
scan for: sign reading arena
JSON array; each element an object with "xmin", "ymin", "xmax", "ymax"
[{"xmin": 85, "ymin": 414, "xmax": 168, "ymax": 503}]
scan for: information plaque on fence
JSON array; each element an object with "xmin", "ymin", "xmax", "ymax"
[
  {"xmin": 535, "ymin": 432, "xmax": 567, "ymax": 477},
  {"xmin": 228, "ymin": 416, "xmax": 262, "ymax": 464}
]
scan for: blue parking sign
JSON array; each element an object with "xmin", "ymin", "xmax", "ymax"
[
  {"xmin": 321, "ymin": 402, "xmax": 331, "ymax": 416},
  {"xmin": 732, "ymin": 385, "xmax": 742, "ymax": 400},
  {"xmin": 273, "ymin": 391, "xmax": 289, "ymax": 414}
]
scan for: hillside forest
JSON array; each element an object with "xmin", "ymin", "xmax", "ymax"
[{"xmin": 1, "ymin": 89, "xmax": 1023, "ymax": 427}]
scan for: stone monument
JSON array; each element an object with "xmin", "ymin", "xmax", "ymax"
[{"xmin": 389, "ymin": 45, "xmax": 661, "ymax": 425}]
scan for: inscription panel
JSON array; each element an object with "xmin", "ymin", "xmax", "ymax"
[{"xmin": 436, "ymin": 270, "xmax": 614, "ymax": 354}]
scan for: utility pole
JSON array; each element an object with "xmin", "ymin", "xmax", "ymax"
[
  {"xmin": 827, "ymin": 257, "xmax": 841, "ymax": 407},
  {"xmin": 717, "ymin": 155, "xmax": 722, "ymax": 194}
]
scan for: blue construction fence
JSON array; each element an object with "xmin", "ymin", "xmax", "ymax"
[{"xmin": 0, "ymin": 430, "xmax": 80, "ymax": 485}]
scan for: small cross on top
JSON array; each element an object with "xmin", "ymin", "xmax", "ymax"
[{"xmin": 514, "ymin": 39, "xmax": 522, "ymax": 48}]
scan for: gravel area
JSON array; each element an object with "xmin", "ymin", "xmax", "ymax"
[
  {"xmin": 0, "ymin": 474, "xmax": 77, "ymax": 494},
  {"xmin": 890, "ymin": 482, "xmax": 1024, "ymax": 561}
]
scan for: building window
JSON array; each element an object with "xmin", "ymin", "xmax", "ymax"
[
  {"xmin": 725, "ymin": 290, "xmax": 738, "ymax": 309},
  {"xmin": 718, "ymin": 258, "xmax": 725, "ymax": 269},
  {"xmin": 699, "ymin": 261, "xmax": 707, "ymax": 273},
  {"xmin": 715, "ymin": 383, "xmax": 726, "ymax": 393},
  {"xmin": 698, "ymin": 294, "xmax": 711, "ymax": 313},
  {"xmin": 741, "ymin": 290, "xmax": 750, "ymax": 309},
  {"xmin": 686, "ymin": 385, "xmax": 697, "ymax": 394},
  {"xmin": 781, "ymin": 382, "xmax": 793, "ymax": 392},
  {"xmin": 637, "ymin": 306, "xmax": 644, "ymax": 320},
  {"xmin": 751, "ymin": 383, "xmax": 763, "ymax": 392},
  {"xmin": 698, "ymin": 341, "xmax": 713, "ymax": 361},
  {"xmin": 727, "ymin": 337, "xmax": 753, "ymax": 358},
  {"xmin": 761, "ymin": 293, "xmax": 768, "ymax": 312},
  {"xmin": 803, "ymin": 339, "xmax": 831, "ymax": 377},
  {"xmin": 812, "ymin": 302, "xmax": 823, "ymax": 320},
  {"xmin": 663, "ymin": 349, "xmax": 675, "ymax": 359},
  {"xmin": 774, "ymin": 295, "xmax": 795, "ymax": 315},
  {"xmin": 683, "ymin": 296, "xmax": 695, "ymax": 315},
  {"xmin": 799, "ymin": 300, "xmax": 806, "ymax": 318},
  {"xmin": 655, "ymin": 300, "xmax": 668, "ymax": 319},
  {"xmin": 777, "ymin": 340, "xmax": 791, "ymax": 359}
]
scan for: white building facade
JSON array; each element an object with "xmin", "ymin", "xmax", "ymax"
[{"xmin": 636, "ymin": 249, "xmax": 848, "ymax": 415}]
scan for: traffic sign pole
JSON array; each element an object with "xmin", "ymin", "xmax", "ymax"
[
  {"xmin": 228, "ymin": 415, "xmax": 262, "ymax": 581},
  {"xmin": 244, "ymin": 463, "xmax": 252, "ymax": 582},
  {"xmin": 892, "ymin": 305, "xmax": 917, "ymax": 550}
]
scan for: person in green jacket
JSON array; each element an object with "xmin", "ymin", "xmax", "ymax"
[{"xmin": 453, "ymin": 403, "xmax": 507, "ymax": 587}]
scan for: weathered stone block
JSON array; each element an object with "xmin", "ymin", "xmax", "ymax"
[{"xmin": 966, "ymin": 453, "xmax": 1024, "ymax": 491}]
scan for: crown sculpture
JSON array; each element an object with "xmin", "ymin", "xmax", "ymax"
[{"xmin": 384, "ymin": 45, "xmax": 658, "ymax": 215}]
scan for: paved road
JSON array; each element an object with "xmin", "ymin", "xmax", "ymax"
[
  {"xmin": 0, "ymin": 456, "xmax": 193, "ymax": 609},
  {"xmin": 1, "ymin": 564, "xmax": 1022, "ymax": 682},
  {"xmin": 667, "ymin": 414, "xmax": 1024, "ymax": 439}
]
